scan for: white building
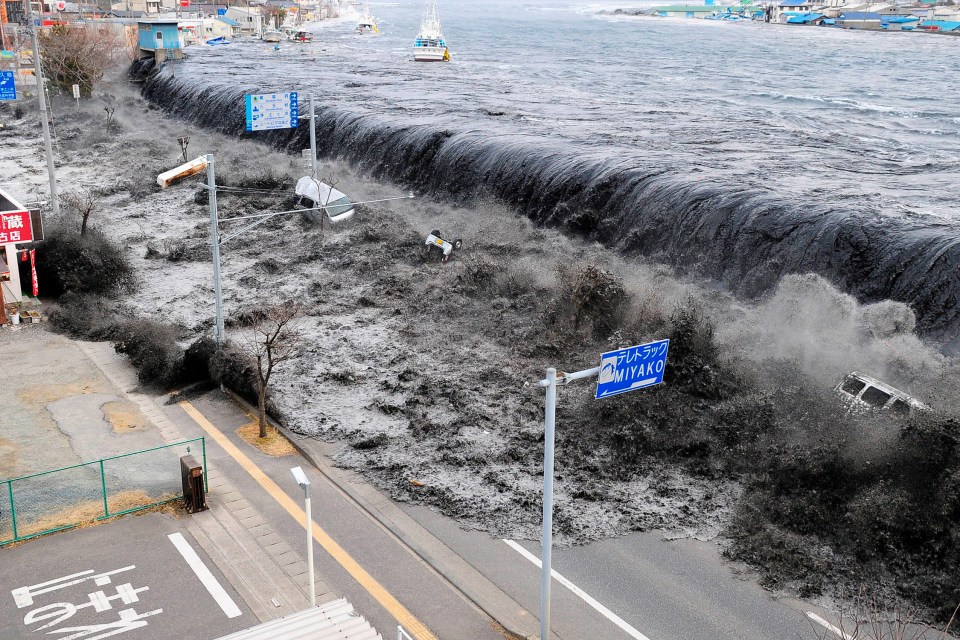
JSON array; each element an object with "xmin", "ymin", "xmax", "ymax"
[{"xmin": 223, "ymin": 7, "xmax": 264, "ymax": 35}]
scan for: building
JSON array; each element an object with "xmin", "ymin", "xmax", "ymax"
[
  {"xmin": 835, "ymin": 10, "xmax": 884, "ymax": 28},
  {"xmin": 0, "ymin": 188, "xmax": 40, "ymax": 311},
  {"xmin": 882, "ymin": 15, "xmax": 918, "ymax": 29},
  {"xmin": 223, "ymin": 6, "xmax": 263, "ymax": 35},
  {"xmin": 137, "ymin": 20, "xmax": 183, "ymax": 61},
  {"xmin": 651, "ymin": 4, "xmax": 724, "ymax": 18},
  {"xmin": 786, "ymin": 11, "xmax": 826, "ymax": 23}
]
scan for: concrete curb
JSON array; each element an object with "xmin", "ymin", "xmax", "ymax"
[{"xmin": 222, "ymin": 389, "xmax": 540, "ymax": 640}]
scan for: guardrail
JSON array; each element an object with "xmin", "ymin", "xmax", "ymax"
[{"xmin": 1, "ymin": 437, "xmax": 206, "ymax": 545}]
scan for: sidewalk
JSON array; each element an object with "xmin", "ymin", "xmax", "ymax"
[{"xmin": 74, "ymin": 339, "xmax": 335, "ymax": 624}]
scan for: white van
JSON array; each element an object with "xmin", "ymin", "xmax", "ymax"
[
  {"xmin": 835, "ymin": 371, "xmax": 928, "ymax": 415},
  {"xmin": 295, "ymin": 177, "xmax": 355, "ymax": 224}
]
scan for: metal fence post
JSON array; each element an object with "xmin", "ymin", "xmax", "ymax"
[
  {"xmin": 8, "ymin": 481, "xmax": 17, "ymax": 542},
  {"xmin": 99, "ymin": 460, "xmax": 109, "ymax": 518}
]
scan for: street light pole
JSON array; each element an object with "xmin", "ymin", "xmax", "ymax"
[
  {"xmin": 206, "ymin": 154, "xmax": 224, "ymax": 345},
  {"xmin": 290, "ymin": 466, "xmax": 316, "ymax": 608}
]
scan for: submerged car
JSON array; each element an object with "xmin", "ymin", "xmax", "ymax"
[
  {"xmin": 835, "ymin": 371, "xmax": 929, "ymax": 415},
  {"xmin": 295, "ymin": 177, "xmax": 355, "ymax": 224}
]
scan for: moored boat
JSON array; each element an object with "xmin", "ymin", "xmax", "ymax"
[
  {"xmin": 413, "ymin": 0, "xmax": 449, "ymax": 62},
  {"xmin": 263, "ymin": 30, "xmax": 283, "ymax": 43},
  {"xmin": 356, "ymin": 4, "xmax": 379, "ymax": 34}
]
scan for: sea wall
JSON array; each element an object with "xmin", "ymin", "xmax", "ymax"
[{"xmin": 133, "ymin": 61, "xmax": 960, "ymax": 349}]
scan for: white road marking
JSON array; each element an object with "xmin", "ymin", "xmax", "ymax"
[
  {"xmin": 168, "ymin": 533, "xmax": 242, "ymax": 619},
  {"xmin": 502, "ymin": 539, "xmax": 653, "ymax": 640},
  {"xmin": 806, "ymin": 612, "xmax": 854, "ymax": 640}
]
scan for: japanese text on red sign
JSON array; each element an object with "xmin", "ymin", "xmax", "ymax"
[{"xmin": 0, "ymin": 211, "xmax": 32, "ymax": 244}]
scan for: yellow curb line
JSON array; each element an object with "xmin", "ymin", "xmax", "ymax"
[{"xmin": 178, "ymin": 400, "xmax": 438, "ymax": 640}]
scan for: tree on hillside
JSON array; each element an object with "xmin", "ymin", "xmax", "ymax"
[
  {"xmin": 38, "ymin": 25, "xmax": 125, "ymax": 96},
  {"xmin": 241, "ymin": 303, "xmax": 304, "ymax": 438}
]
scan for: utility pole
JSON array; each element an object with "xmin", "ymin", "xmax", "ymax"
[
  {"xmin": 206, "ymin": 154, "xmax": 224, "ymax": 346},
  {"xmin": 28, "ymin": 0, "xmax": 60, "ymax": 217},
  {"xmin": 309, "ymin": 92, "xmax": 317, "ymax": 180}
]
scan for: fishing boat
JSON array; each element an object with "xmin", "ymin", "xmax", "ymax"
[
  {"xmin": 356, "ymin": 4, "xmax": 379, "ymax": 34},
  {"xmin": 413, "ymin": 0, "xmax": 449, "ymax": 62},
  {"xmin": 263, "ymin": 30, "xmax": 283, "ymax": 43},
  {"xmin": 290, "ymin": 30, "xmax": 313, "ymax": 42}
]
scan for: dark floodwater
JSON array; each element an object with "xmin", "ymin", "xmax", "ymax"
[{"xmin": 136, "ymin": 1, "xmax": 960, "ymax": 341}]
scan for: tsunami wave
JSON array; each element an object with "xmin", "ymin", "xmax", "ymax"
[{"xmin": 132, "ymin": 61, "xmax": 960, "ymax": 347}]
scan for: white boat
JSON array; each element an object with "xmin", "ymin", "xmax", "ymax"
[
  {"xmin": 356, "ymin": 4, "xmax": 379, "ymax": 34},
  {"xmin": 289, "ymin": 30, "xmax": 313, "ymax": 43},
  {"xmin": 263, "ymin": 30, "xmax": 282, "ymax": 43},
  {"xmin": 413, "ymin": 0, "xmax": 449, "ymax": 62}
]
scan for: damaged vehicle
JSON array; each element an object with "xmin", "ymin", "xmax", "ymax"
[
  {"xmin": 295, "ymin": 177, "xmax": 355, "ymax": 224},
  {"xmin": 835, "ymin": 371, "xmax": 929, "ymax": 415},
  {"xmin": 424, "ymin": 229, "xmax": 463, "ymax": 263}
]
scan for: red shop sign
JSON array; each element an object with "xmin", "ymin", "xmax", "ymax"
[{"xmin": 0, "ymin": 210, "xmax": 32, "ymax": 245}]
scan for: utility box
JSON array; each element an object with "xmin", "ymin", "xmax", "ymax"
[{"xmin": 180, "ymin": 455, "xmax": 208, "ymax": 513}]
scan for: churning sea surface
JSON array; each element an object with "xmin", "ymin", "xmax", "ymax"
[{"xmin": 150, "ymin": 1, "xmax": 960, "ymax": 338}]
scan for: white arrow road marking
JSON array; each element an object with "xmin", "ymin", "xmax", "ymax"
[
  {"xmin": 168, "ymin": 533, "xmax": 242, "ymax": 619},
  {"xmin": 502, "ymin": 539, "xmax": 653, "ymax": 640},
  {"xmin": 806, "ymin": 612, "xmax": 854, "ymax": 640}
]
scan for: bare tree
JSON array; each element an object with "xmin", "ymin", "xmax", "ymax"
[
  {"xmin": 62, "ymin": 188, "xmax": 99, "ymax": 236},
  {"xmin": 242, "ymin": 303, "xmax": 304, "ymax": 438},
  {"xmin": 102, "ymin": 96, "xmax": 117, "ymax": 131},
  {"xmin": 38, "ymin": 25, "xmax": 125, "ymax": 96},
  {"xmin": 804, "ymin": 588, "xmax": 958, "ymax": 640}
]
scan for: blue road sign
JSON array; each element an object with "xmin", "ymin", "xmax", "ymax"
[
  {"xmin": 0, "ymin": 71, "xmax": 16, "ymax": 101},
  {"xmin": 595, "ymin": 338, "xmax": 670, "ymax": 399},
  {"xmin": 244, "ymin": 91, "xmax": 299, "ymax": 132}
]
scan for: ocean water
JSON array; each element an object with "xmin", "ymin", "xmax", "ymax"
[{"xmin": 138, "ymin": 1, "xmax": 960, "ymax": 339}]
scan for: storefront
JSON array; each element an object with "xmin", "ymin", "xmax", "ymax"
[{"xmin": 0, "ymin": 187, "xmax": 40, "ymax": 324}]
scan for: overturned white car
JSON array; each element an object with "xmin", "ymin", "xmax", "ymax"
[
  {"xmin": 424, "ymin": 229, "xmax": 463, "ymax": 263},
  {"xmin": 295, "ymin": 177, "xmax": 355, "ymax": 224}
]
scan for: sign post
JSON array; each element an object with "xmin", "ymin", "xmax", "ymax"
[
  {"xmin": 72, "ymin": 83, "xmax": 79, "ymax": 109},
  {"xmin": 0, "ymin": 70, "xmax": 15, "ymax": 101},
  {"xmin": 244, "ymin": 91, "xmax": 299, "ymax": 132},
  {"xmin": 536, "ymin": 338, "xmax": 669, "ymax": 640}
]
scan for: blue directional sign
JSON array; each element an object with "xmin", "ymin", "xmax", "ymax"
[
  {"xmin": 595, "ymin": 338, "xmax": 670, "ymax": 399},
  {"xmin": 244, "ymin": 91, "xmax": 299, "ymax": 132},
  {"xmin": 0, "ymin": 71, "xmax": 16, "ymax": 102}
]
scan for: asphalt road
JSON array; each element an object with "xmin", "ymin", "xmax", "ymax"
[
  {"xmin": 402, "ymin": 505, "xmax": 817, "ymax": 640},
  {"xmin": 165, "ymin": 392, "xmax": 505, "ymax": 640},
  {"xmin": 0, "ymin": 512, "xmax": 253, "ymax": 640}
]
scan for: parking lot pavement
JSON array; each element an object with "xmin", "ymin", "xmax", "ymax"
[{"xmin": 0, "ymin": 512, "xmax": 254, "ymax": 640}]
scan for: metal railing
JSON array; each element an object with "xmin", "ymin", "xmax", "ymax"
[{"xmin": 1, "ymin": 438, "xmax": 206, "ymax": 545}]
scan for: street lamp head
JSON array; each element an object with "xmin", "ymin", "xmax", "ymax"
[{"xmin": 290, "ymin": 465, "xmax": 310, "ymax": 488}]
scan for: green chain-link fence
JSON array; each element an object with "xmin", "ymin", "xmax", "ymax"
[{"xmin": 1, "ymin": 438, "xmax": 206, "ymax": 545}]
